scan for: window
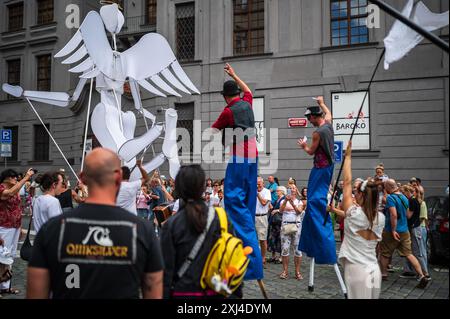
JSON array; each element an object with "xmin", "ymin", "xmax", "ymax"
[
  {"xmin": 233, "ymin": 0, "xmax": 264, "ymax": 55},
  {"xmin": 175, "ymin": 102, "xmax": 194, "ymax": 158},
  {"xmin": 330, "ymin": 0, "xmax": 369, "ymax": 46},
  {"xmin": 37, "ymin": 0, "xmax": 54, "ymax": 25},
  {"xmin": 37, "ymin": 55, "xmax": 51, "ymax": 91},
  {"xmin": 34, "ymin": 124, "xmax": 50, "ymax": 161},
  {"xmin": 176, "ymin": 2, "xmax": 195, "ymax": 62},
  {"xmin": 146, "ymin": 0, "xmax": 157, "ymax": 26},
  {"xmin": 7, "ymin": 59, "xmax": 21, "ymax": 99},
  {"xmin": 331, "ymin": 92, "xmax": 370, "ymax": 150},
  {"xmin": 8, "ymin": 2, "xmax": 24, "ymax": 32},
  {"xmin": 3, "ymin": 126, "xmax": 18, "ymax": 161}
]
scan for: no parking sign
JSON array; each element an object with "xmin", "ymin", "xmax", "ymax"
[{"xmin": 334, "ymin": 141, "xmax": 343, "ymax": 163}]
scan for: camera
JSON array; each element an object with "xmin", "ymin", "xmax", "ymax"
[
  {"xmin": 287, "ymin": 189, "xmax": 292, "ymax": 196},
  {"xmin": 31, "ymin": 168, "xmax": 38, "ymax": 174}
]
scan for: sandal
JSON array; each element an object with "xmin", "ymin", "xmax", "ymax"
[
  {"xmin": 0, "ymin": 288, "xmax": 20, "ymax": 295},
  {"xmin": 295, "ymin": 272, "xmax": 303, "ymax": 280},
  {"xmin": 279, "ymin": 271, "xmax": 288, "ymax": 279}
]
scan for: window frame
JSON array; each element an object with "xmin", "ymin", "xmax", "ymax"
[
  {"xmin": 145, "ymin": 0, "xmax": 157, "ymax": 26},
  {"xmin": 36, "ymin": 0, "xmax": 54, "ymax": 25},
  {"xmin": 34, "ymin": 124, "xmax": 50, "ymax": 161},
  {"xmin": 7, "ymin": 2, "xmax": 24, "ymax": 32},
  {"xmin": 233, "ymin": 0, "xmax": 265, "ymax": 56},
  {"xmin": 36, "ymin": 54, "xmax": 52, "ymax": 91},
  {"xmin": 6, "ymin": 59, "xmax": 21, "ymax": 99},
  {"xmin": 330, "ymin": 0, "xmax": 369, "ymax": 47},
  {"xmin": 175, "ymin": 2, "xmax": 196, "ymax": 62}
]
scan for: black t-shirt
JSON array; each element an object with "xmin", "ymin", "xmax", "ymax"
[
  {"xmin": 29, "ymin": 203, "xmax": 164, "ymax": 299},
  {"xmin": 408, "ymin": 197, "xmax": 421, "ymax": 229},
  {"xmin": 56, "ymin": 189, "xmax": 73, "ymax": 209}
]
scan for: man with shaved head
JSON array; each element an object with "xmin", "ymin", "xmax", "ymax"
[
  {"xmin": 27, "ymin": 148, "xmax": 164, "ymax": 299},
  {"xmin": 379, "ymin": 178, "xmax": 429, "ymax": 289}
]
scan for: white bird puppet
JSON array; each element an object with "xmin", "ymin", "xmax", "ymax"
[{"xmin": 2, "ymin": 3, "xmax": 200, "ymax": 179}]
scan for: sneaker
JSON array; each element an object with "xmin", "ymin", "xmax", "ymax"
[
  {"xmin": 416, "ymin": 276, "xmax": 429, "ymax": 289},
  {"xmin": 387, "ymin": 265, "xmax": 395, "ymax": 273},
  {"xmin": 399, "ymin": 272, "xmax": 417, "ymax": 279}
]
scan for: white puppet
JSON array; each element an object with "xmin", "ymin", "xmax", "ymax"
[{"xmin": 2, "ymin": 3, "xmax": 200, "ymax": 180}]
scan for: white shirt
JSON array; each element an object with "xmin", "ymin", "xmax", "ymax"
[
  {"xmin": 116, "ymin": 180, "xmax": 142, "ymax": 215},
  {"xmin": 33, "ymin": 194, "xmax": 63, "ymax": 233},
  {"xmin": 339, "ymin": 205, "xmax": 385, "ymax": 266},
  {"xmin": 256, "ymin": 188, "xmax": 271, "ymax": 216}
]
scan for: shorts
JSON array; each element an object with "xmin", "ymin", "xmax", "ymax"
[
  {"xmin": 255, "ymin": 215, "xmax": 268, "ymax": 241},
  {"xmin": 380, "ymin": 231, "xmax": 412, "ymax": 258}
]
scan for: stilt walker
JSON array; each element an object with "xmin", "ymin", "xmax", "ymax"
[
  {"xmin": 297, "ymin": 96, "xmax": 347, "ymax": 298},
  {"xmin": 212, "ymin": 63, "xmax": 266, "ymax": 298}
]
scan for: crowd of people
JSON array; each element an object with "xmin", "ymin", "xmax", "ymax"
[{"xmin": 0, "ymin": 153, "xmax": 435, "ymax": 299}]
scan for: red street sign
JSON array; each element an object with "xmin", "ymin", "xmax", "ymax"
[{"xmin": 288, "ymin": 118, "xmax": 308, "ymax": 128}]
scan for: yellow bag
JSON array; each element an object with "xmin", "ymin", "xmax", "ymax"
[{"xmin": 200, "ymin": 207, "xmax": 252, "ymax": 296}]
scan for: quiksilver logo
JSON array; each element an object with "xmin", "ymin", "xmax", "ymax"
[{"xmin": 81, "ymin": 226, "xmax": 114, "ymax": 247}]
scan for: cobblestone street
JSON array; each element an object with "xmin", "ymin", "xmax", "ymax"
[{"xmin": 2, "ymin": 228, "xmax": 448, "ymax": 300}]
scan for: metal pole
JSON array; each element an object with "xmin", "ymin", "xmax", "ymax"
[
  {"xmin": 81, "ymin": 77, "xmax": 94, "ymax": 172},
  {"xmin": 369, "ymin": 0, "xmax": 449, "ymax": 52}
]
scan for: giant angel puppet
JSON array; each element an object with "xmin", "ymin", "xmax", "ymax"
[{"xmin": 2, "ymin": 3, "xmax": 200, "ymax": 179}]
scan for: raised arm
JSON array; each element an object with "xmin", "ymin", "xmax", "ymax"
[
  {"xmin": 316, "ymin": 96, "xmax": 332, "ymax": 124},
  {"xmin": 136, "ymin": 159, "xmax": 149, "ymax": 186},
  {"xmin": 224, "ymin": 63, "xmax": 251, "ymax": 94},
  {"xmin": 341, "ymin": 141, "xmax": 353, "ymax": 212},
  {"xmin": 0, "ymin": 168, "xmax": 34, "ymax": 200}
]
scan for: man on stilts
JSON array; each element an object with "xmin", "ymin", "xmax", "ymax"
[
  {"xmin": 297, "ymin": 97, "xmax": 346, "ymax": 296},
  {"xmin": 212, "ymin": 64, "xmax": 263, "ymax": 292}
]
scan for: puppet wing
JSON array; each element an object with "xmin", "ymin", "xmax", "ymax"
[
  {"xmin": 55, "ymin": 11, "xmax": 115, "ymax": 80},
  {"xmin": 121, "ymin": 33, "xmax": 201, "ymax": 98}
]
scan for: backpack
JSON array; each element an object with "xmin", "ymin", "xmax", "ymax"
[{"xmin": 200, "ymin": 207, "xmax": 252, "ymax": 296}]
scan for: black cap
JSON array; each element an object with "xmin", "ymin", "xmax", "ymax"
[
  {"xmin": 305, "ymin": 106, "xmax": 323, "ymax": 117},
  {"xmin": 221, "ymin": 80, "xmax": 241, "ymax": 97}
]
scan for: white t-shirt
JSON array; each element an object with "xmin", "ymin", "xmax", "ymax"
[
  {"xmin": 256, "ymin": 188, "xmax": 271, "ymax": 216},
  {"xmin": 33, "ymin": 194, "xmax": 63, "ymax": 233},
  {"xmin": 116, "ymin": 180, "xmax": 142, "ymax": 215}
]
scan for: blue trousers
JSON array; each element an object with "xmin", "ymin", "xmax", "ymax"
[
  {"xmin": 224, "ymin": 156, "xmax": 263, "ymax": 280},
  {"xmin": 298, "ymin": 164, "xmax": 337, "ymax": 264}
]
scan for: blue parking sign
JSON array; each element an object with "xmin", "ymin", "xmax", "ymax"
[
  {"xmin": 1, "ymin": 129, "xmax": 12, "ymax": 143},
  {"xmin": 334, "ymin": 141, "xmax": 343, "ymax": 163}
]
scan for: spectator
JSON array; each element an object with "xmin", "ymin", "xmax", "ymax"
[
  {"xmin": 160, "ymin": 165, "xmax": 229, "ymax": 299},
  {"xmin": 0, "ymin": 168, "xmax": 35, "ymax": 295},
  {"xmin": 288, "ymin": 177, "xmax": 296, "ymax": 187},
  {"xmin": 374, "ymin": 164, "xmax": 389, "ymax": 184},
  {"xmin": 400, "ymin": 186, "xmax": 430, "ymax": 279},
  {"xmin": 27, "ymin": 148, "xmax": 163, "ymax": 299},
  {"xmin": 205, "ymin": 178, "xmax": 213, "ymax": 195},
  {"xmin": 32, "ymin": 172, "xmax": 64, "ymax": 233},
  {"xmin": 166, "ymin": 178, "xmax": 175, "ymax": 196},
  {"xmin": 299, "ymin": 187, "xmax": 308, "ymax": 209},
  {"xmin": 266, "ymin": 175, "xmax": 279, "ymax": 206},
  {"xmin": 267, "ymin": 186, "xmax": 286, "ymax": 264},
  {"xmin": 136, "ymin": 185, "xmax": 152, "ymax": 220},
  {"xmin": 279, "ymin": 184, "xmax": 304, "ymax": 280},
  {"xmin": 220, "ymin": 179, "xmax": 225, "ymax": 192},
  {"xmin": 209, "ymin": 181, "xmax": 221, "ymax": 208},
  {"xmin": 256, "ymin": 177, "xmax": 271, "ymax": 267},
  {"xmin": 329, "ymin": 142, "xmax": 385, "ymax": 299},
  {"xmin": 204, "ymin": 191, "xmax": 212, "ymax": 208},
  {"xmin": 379, "ymin": 179, "xmax": 429, "ymax": 289},
  {"xmin": 149, "ymin": 178, "xmax": 166, "ymax": 211},
  {"xmin": 116, "ymin": 160, "xmax": 149, "ymax": 215},
  {"xmin": 56, "ymin": 174, "xmax": 84, "ymax": 213},
  {"xmin": 217, "ymin": 189, "xmax": 225, "ymax": 208}
]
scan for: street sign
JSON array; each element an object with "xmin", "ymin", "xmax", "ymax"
[
  {"xmin": 1, "ymin": 129, "xmax": 12, "ymax": 143},
  {"xmin": 288, "ymin": 118, "xmax": 308, "ymax": 128},
  {"xmin": 334, "ymin": 141, "xmax": 343, "ymax": 163},
  {"xmin": 1, "ymin": 129, "xmax": 12, "ymax": 158}
]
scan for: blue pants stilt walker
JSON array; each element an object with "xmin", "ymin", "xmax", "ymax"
[
  {"xmin": 224, "ymin": 155, "xmax": 263, "ymax": 281},
  {"xmin": 298, "ymin": 164, "xmax": 348, "ymax": 298}
]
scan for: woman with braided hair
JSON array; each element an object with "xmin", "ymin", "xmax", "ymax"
[{"xmin": 328, "ymin": 141, "xmax": 385, "ymax": 299}]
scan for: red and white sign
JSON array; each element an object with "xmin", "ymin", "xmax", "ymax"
[{"xmin": 288, "ymin": 118, "xmax": 308, "ymax": 128}]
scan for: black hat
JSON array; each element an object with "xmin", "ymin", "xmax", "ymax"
[
  {"xmin": 0, "ymin": 169, "xmax": 19, "ymax": 183},
  {"xmin": 305, "ymin": 106, "xmax": 323, "ymax": 117},
  {"xmin": 221, "ymin": 80, "xmax": 241, "ymax": 97}
]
